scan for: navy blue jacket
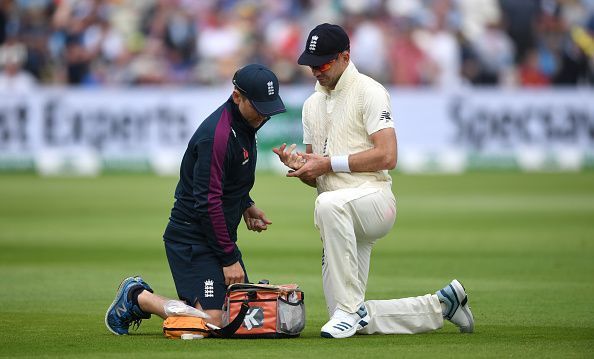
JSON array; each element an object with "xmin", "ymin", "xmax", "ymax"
[{"xmin": 167, "ymin": 97, "xmax": 261, "ymax": 266}]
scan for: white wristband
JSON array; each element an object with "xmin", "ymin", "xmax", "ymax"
[{"xmin": 331, "ymin": 155, "xmax": 351, "ymax": 173}]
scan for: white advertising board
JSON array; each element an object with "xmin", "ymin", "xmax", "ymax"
[{"xmin": 0, "ymin": 87, "xmax": 592, "ymax": 174}]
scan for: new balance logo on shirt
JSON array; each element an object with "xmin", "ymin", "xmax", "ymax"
[{"xmin": 380, "ymin": 110, "xmax": 392, "ymax": 123}]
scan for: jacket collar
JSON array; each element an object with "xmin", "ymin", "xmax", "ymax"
[
  {"xmin": 227, "ymin": 96, "xmax": 262, "ymax": 134},
  {"xmin": 314, "ymin": 61, "xmax": 358, "ymax": 95}
]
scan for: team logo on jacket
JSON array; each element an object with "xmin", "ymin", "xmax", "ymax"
[
  {"xmin": 204, "ymin": 279, "xmax": 214, "ymax": 298},
  {"xmin": 242, "ymin": 148, "xmax": 249, "ymax": 165}
]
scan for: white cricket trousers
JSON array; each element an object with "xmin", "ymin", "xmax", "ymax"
[{"xmin": 315, "ymin": 184, "xmax": 443, "ymax": 334}]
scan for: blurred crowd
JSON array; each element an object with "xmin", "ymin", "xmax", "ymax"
[{"xmin": 0, "ymin": 0, "xmax": 593, "ymax": 90}]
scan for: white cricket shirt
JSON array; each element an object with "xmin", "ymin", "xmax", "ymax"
[{"xmin": 302, "ymin": 62, "xmax": 394, "ymax": 193}]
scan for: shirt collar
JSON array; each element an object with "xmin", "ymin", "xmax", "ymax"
[{"xmin": 314, "ymin": 61, "xmax": 358, "ymax": 95}]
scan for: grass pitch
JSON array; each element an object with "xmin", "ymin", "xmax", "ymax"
[{"xmin": 0, "ymin": 172, "xmax": 593, "ymax": 358}]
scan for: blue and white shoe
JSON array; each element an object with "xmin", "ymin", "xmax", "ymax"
[
  {"xmin": 355, "ymin": 304, "xmax": 370, "ymax": 331},
  {"xmin": 321, "ymin": 304, "xmax": 370, "ymax": 338},
  {"xmin": 105, "ymin": 276, "xmax": 153, "ymax": 335},
  {"xmin": 436, "ymin": 279, "xmax": 474, "ymax": 333}
]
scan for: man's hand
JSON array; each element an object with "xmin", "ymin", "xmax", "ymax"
[
  {"xmin": 286, "ymin": 152, "xmax": 331, "ymax": 182},
  {"xmin": 272, "ymin": 143, "xmax": 307, "ymax": 170},
  {"xmin": 223, "ymin": 261, "xmax": 245, "ymax": 286},
  {"xmin": 243, "ymin": 205, "xmax": 271, "ymax": 232}
]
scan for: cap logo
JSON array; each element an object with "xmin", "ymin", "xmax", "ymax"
[
  {"xmin": 309, "ymin": 35, "xmax": 319, "ymax": 52},
  {"xmin": 267, "ymin": 81, "xmax": 274, "ymax": 95}
]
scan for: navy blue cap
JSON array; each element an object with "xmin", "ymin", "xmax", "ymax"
[
  {"xmin": 232, "ymin": 64, "xmax": 286, "ymax": 116},
  {"xmin": 298, "ymin": 23, "xmax": 350, "ymax": 67}
]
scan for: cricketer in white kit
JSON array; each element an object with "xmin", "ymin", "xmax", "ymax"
[{"xmin": 274, "ymin": 23, "xmax": 474, "ymax": 339}]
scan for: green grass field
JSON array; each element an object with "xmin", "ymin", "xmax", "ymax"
[{"xmin": 0, "ymin": 172, "xmax": 593, "ymax": 358}]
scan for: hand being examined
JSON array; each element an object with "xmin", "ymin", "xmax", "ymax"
[
  {"xmin": 286, "ymin": 152, "xmax": 331, "ymax": 182},
  {"xmin": 272, "ymin": 143, "xmax": 307, "ymax": 170}
]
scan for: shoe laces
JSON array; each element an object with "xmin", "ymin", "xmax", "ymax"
[{"xmin": 130, "ymin": 318, "xmax": 143, "ymax": 331}]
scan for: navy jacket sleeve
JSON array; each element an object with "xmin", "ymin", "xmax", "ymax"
[
  {"xmin": 243, "ymin": 195, "xmax": 255, "ymax": 211},
  {"xmin": 192, "ymin": 134, "xmax": 241, "ymax": 267}
]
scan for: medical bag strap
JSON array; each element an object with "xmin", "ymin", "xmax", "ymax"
[{"xmin": 211, "ymin": 301, "xmax": 250, "ymax": 338}]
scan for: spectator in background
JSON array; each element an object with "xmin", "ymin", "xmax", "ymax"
[
  {"xmin": 127, "ymin": 36, "xmax": 167, "ymax": 85},
  {"xmin": 0, "ymin": 0, "xmax": 10, "ymax": 45},
  {"xmin": 0, "ymin": 41, "xmax": 37, "ymax": 92},
  {"xmin": 532, "ymin": 14, "xmax": 564, "ymax": 83},
  {"xmin": 51, "ymin": 0, "xmax": 97, "ymax": 84},
  {"xmin": 414, "ymin": 1, "xmax": 462, "ymax": 88},
  {"xmin": 349, "ymin": 17, "xmax": 389, "ymax": 83},
  {"xmin": 16, "ymin": 0, "xmax": 53, "ymax": 81},
  {"xmin": 262, "ymin": 17, "xmax": 303, "ymax": 83},
  {"xmin": 471, "ymin": 20, "xmax": 516, "ymax": 85},
  {"xmin": 499, "ymin": 0, "xmax": 542, "ymax": 65},
  {"xmin": 195, "ymin": 8, "xmax": 243, "ymax": 83},
  {"xmin": 388, "ymin": 16, "xmax": 435, "ymax": 86},
  {"xmin": 140, "ymin": 0, "xmax": 196, "ymax": 85},
  {"xmin": 519, "ymin": 48, "xmax": 551, "ymax": 86},
  {"xmin": 64, "ymin": 33, "xmax": 91, "ymax": 84},
  {"xmin": 457, "ymin": 0, "xmax": 501, "ymax": 42},
  {"xmin": 553, "ymin": 12, "xmax": 594, "ymax": 84},
  {"xmin": 577, "ymin": 13, "xmax": 594, "ymax": 82},
  {"xmin": 457, "ymin": 28, "xmax": 482, "ymax": 85}
]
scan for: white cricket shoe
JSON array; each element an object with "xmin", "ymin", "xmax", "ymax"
[
  {"xmin": 436, "ymin": 279, "xmax": 474, "ymax": 333},
  {"xmin": 321, "ymin": 304, "xmax": 370, "ymax": 339}
]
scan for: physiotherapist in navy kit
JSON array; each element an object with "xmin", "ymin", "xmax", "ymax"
[{"xmin": 105, "ymin": 64, "xmax": 287, "ymax": 335}]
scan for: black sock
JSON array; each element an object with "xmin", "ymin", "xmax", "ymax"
[{"xmin": 128, "ymin": 285, "xmax": 145, "ymax": 308}]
